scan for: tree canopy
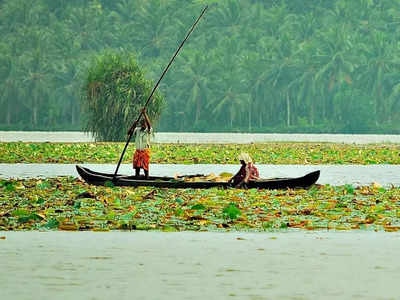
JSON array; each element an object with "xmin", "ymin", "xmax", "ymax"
[{"xmin": 0, "ymin": 0, "xmax": 399, "ymax": 133}]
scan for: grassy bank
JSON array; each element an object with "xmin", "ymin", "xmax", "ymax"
[
  {"xmin": 1, "ymin": 142, "xmax": 399, "ymax": 164},
  {"xmin": 1, "ymin": 177, "xmax": 399, "ymax": 232}
]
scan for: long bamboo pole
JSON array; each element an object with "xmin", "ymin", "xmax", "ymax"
[{"xmin": 113, "ymin": 5, "xmax": 208, "ymax": 178}]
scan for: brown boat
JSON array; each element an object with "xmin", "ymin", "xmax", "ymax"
[{"xmin": 76, "ymin": 165, "xmax": 320, "ymax": 189}]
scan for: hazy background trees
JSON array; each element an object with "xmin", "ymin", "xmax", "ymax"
[{"xmin": 1, "ymin": 0, "xmax": 399, "ymax": 133}]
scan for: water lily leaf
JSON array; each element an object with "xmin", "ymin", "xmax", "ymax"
[
  {"xmin": 162, "ymin": 226, "xmax": 178, "ymax": 232},
  {"xmin": 5, "ymin": 182, "xmax": 16, "ymax": 192},
  {"xmin": 43, "ymin": 218, "xmax": 59, "ymax": 229},
  {"xmin": 175, "ymin": 197, "xmax": 184, "ymax": 204},
  {"xmin": 59, "ymin": 223, "xmax": 78, "ymax": 231},
  {"xmin": 191, "ymin": 204, "xmax": 206, "ymax": 210},
  {"xmin": 223, "ymin": 203, "xmax": 241, "ymax": 220},
  {"xmin": 344, "ymin": 184, "xmax": 355, "ymax": 194},
  {"xmin": 36, "ymin": 197, "xmax": 46, "ymax": 205},
  {"xmin": 18, "ymin": 213, "xmax": 43, "ymax": 223},
  {"xmin": 175, "ymin": 208, "xmax": 184, "ymax": 216},
  {"xmin": 104, "ymin": 181, "xmax": 114, "ymax": 188},
  {"xmin": 37, "ymin": 181, "xmax": 52, "ymax": 190},
  {"xmin": 92, "ymin": 227, "xmax": 110, "ymax": 232},
  {"xmin": 12, "ymin": 209, "xmax": 30, "ymax": 217}
]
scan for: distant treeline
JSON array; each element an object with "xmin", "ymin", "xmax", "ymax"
[{"xmin": 1, "ymin": 0, "xmax": 400, "ymax": 133}]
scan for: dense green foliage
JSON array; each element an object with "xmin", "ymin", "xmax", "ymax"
[
  {"xmin": 82, "ymin": 52, "xmax": 164, "ymax": 141},
  {"xmin": 1, "ymin": 142, "xmax": 399, "ymax": 164},
  {"xmin": 1, "ymin": 177, "xmax": 400, "ymax": 231},
  {"xmin": 1, "ymin": 0, "xmax": 400, "ymax": 133}
]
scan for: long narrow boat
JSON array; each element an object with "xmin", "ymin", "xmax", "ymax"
[{"xmin": 76, "ymin": 165, "xmax": 320, "ymax": 189}]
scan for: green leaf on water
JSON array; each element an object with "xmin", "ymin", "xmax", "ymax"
[
  {"xmin": 37, "ymin": 197, "xmax": 46, "ymax": 205},
  {"xmin": 12, "ymin": 209, "xmax": 30, "ymax": 217},
  {"xmin": 37, "ymin": 181, "xmax": 51, "ymax": 190},
  {"xmin": 121, "ymin": 212, "xmax": 136, "ymax": 221},
  {"xmin": 175, "ymin": 208, "xmax": 184, "ymax": 216},
  {"xmin": 18, "ymin": 213, "xmax": 43, "ymax": 223},
  {"xmin": 113, "ymin": 198, "xmax": 121, "ymax": 207},
  {"xmin": 175, "ymin": 197, "xmax": 184, "ymax": 204},
  {"xmin": 105, "ymin": 181, "xmax": 114, "ymax": 188},
  {"xmin": 223, "ymin": 203, "xmax": 241, "ymax": 220},
  {"xmin": 4, "ymin": 182, "xmax": 16, "ymax": 192},
  {"xmin": 17, "ymin": 216, "xmax": 32, "ymax": 223},
  {"xmin": 344, "ymin": 184, "xmax": 355, "ymax": 194},
  {"xmin": 162, "ymin": 226, "xmax": 178, "ymax": 232},
  {"xmin": 191, "ymin": 204, "xmax": 206, "ymax": 210},
  {"xmin": 378, "ymin": 187, "xmax": 386, "ymax": 193},
  {"xmin": 280, "ymin": 222, "xmax": 288, "ymax": 229},
  {"xmin": 43, "ymin": 218, "xmax": 59, "ymax": 229}
]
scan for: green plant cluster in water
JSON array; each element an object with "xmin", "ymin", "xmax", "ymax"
[
  {"xmin": 1, "ymin": 142, "xmax": 399, "ymax": 164},
  {"xmin": 1, "ymin": 177, "xmax": 400, "ymax": 232}
]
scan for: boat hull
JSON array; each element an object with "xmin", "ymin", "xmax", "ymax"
[{"xmin": 76, "ymin": 165, "xmax": 320, "ymax": 189}]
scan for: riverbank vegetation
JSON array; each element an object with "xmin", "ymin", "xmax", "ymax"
[
  {"xmin": 1, "ymin": 0, "xmax": 399, "ymax": 134},
  {"xmin": 1, "ymin": 177, "xmax": 399, "ymax": 232},
  {"xmin": 1, "ymin": 142, "xmax": 399, "ymax": 164}
]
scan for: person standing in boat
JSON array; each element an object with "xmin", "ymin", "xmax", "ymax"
[
  {"xmin": 228, "ymin": 152, "xmax": 259, "ymax": 188},
  {"xmin": 128, "ymin": 108, "xmax": 153, "ymax": 179}
]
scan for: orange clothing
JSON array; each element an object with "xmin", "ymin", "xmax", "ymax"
[{"xmin": 133, "ymin": 149, "xmax": 150, "ymax": 171}]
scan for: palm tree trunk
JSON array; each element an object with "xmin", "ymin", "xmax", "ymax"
[
  {"xmin": 71, "ymin": 100, "xmax": 75, "ymax": 125},
  {"xmin": 248, "ymin": 101, "xmax": 251, "ymax": 131},
  {"xmin": 195, "ymin": 96, "xmax": 201, "ymax": 125},
  {"xmin": 34, "ymin": 107, "xmax": 38, "ymax": 126},
  {"xmin": 309, "ymin": 96, "xmax": 314, "ymax": 126},
  {"xmin": 311, "ymin": 104, "xmax": 314, "ymax": 126},
  {"xmin": 377, "ymin": 84, "xmax": 383, "ymax": 125},
  {"xmin": 32, "ymin": 96, "xmax": 38, "ymax": 126},
  {"xmin": 7, "ymin": 99, "xmax": 11, "ymax": 125},
  {"xmin": 230, "ymin": 108, "xmax": 233, "ymax": 129},
  {"xmin": 286, "ymin": 92, "xmax": 290, "ymax": 127}
]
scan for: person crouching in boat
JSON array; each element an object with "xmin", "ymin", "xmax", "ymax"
[
  {"xmin": 228, "ymin": 152, "xmax": 259, "ymax": 188},
  {"xmin": 128, "ymin": 108, "xmax": 152, "ymax": 179}
]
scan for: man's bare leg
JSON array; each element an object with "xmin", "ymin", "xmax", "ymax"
[{"xmin": 135, "ymin": 168, "xmax": 140, "ymax": 178}]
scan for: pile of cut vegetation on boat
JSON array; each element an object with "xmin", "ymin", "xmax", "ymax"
[{"xmin": 76, "ymin": 166, "xmax": 320, "ymax": 189}]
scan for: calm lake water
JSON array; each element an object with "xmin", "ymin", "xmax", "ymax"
[
  {"xmin": 2, "ymin": 231, "xmax": 400, "ymax": 300},
  {"xmin": 1, "ymin": 163, "xmax": 399, "ymax": 186},
  {"xmin": 1, "ymin": 131, "xmax": 400, "ymax": 144}
]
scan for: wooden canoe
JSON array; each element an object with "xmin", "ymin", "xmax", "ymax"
[{"xmin": 76, "ymin": 165, "xmax": 320, "ymax": 189}]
